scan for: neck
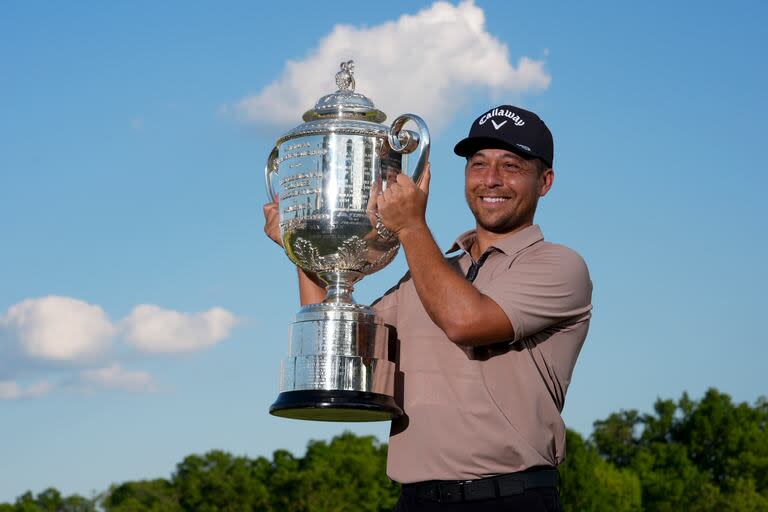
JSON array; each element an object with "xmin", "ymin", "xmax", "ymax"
[{"xmin": 471, "ymin": 222, "xmax": 533, "ymax": 259}]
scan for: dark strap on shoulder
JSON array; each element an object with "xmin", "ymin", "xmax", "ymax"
[{"xmin": 465, "ymin": 250, "xmax": 495, "ymax": 282}]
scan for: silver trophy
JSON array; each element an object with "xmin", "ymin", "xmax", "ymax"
[{"xmin": 265, "ymin": 60, "xmax": 430, "ymax": 421}]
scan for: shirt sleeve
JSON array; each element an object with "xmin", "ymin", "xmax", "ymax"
[
  {"xmin": 478, "ymin": 245, "xmax": 593, "ymax": 342},
  {"xmin": 370, "ymin": 271, "xmax": 411, "ymax": 328}
]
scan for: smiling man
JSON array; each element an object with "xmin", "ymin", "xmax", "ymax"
[
  {"xmin": 373, "ymin": 105, "xmax": 592, "ymax": 512},
  {"xmin": 264, "ymin": 105, "xmax": 592, "ymax": 511}
]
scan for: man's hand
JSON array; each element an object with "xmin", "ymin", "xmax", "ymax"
[
  {"xmin": 262, "ymin": 195, "xmax": 326, "ymax": 304},
  {"xmin": 263, "ymin": 196, "xmax": 283, "ymax": 247},
  {"xmin": 376, "ymin": 164, "xmax": 431, "ymax": 239}
]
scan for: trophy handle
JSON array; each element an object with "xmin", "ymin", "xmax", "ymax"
[
  {"xmin": 388, "ymin": 114, "xmax": 431, "ymax": 184},
  {"xmin": 264, "ymin": 146, "xmax": 279, "ymax": 202}
]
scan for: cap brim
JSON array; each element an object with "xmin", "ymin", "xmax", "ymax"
[{"xmin": 454, "ymin": 136, "xmax": 539, "ymax": 161}]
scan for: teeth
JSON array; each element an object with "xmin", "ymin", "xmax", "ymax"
[{"xmin": 482, "ymin": 197, "xmax": 507, "ymax": 203}]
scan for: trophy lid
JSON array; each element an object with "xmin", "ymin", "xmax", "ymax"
[{"xmin": 302, "ymin": 60, "xmax": 387, "ymax": 123}]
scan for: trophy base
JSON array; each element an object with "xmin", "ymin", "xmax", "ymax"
[{"xmin": 269, "ymin": 389, "xmax": 402, "ymax": 422}]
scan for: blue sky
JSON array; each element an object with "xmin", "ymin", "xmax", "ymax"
[{"xmin": 1, "ymin": 0, "xmax": 766, "ymax": 502}]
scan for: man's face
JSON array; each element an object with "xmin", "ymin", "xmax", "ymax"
[{"xmin": 464, "ymin": 149, "xmax": 554, "ymax": 234}]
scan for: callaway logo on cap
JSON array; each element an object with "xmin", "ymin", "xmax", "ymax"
[{"xmin": 454, "ymin": 104, "xmax": 554, "ymax": 167}]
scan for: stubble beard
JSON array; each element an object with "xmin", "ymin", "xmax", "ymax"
[{"xmin": 465, "ymin": 191, "xmax": 538, "ymax": 234}]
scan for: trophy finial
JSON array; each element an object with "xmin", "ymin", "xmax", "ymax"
[{"xmin": 335, "ymin": 60, "xmax": 356, "ymax": 92}]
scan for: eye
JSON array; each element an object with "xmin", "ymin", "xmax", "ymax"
[{"xmin": 503, "ymin": 161, "xmax": 522, "ymax": 171}]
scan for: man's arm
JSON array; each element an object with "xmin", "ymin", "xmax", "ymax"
[
  {"xmin": 298, "ymin": 267, "xmax": 326, "ymax": 305},
  {"xmin": 376, "ymin": 166, "xmax": 514, "ymax": 346},
  {"xmin": 263, "ymin": 200, "xmax": 326, "ymax": 306}
]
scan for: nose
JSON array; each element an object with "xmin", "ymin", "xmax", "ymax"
[{"xmin": 483, "ymin": 163, "xmax": 503, "ymax": 187}]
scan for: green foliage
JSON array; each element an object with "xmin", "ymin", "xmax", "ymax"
[
  {"xmin": 97, "ymin": 432, "xmax": 397, "ymax": 512},
  {"xmin": 593, "ymin": 388, "xmax": 768, "ymax": 512},
  {"xmin": 173, "ymin": 450, "xmax": 271, "ymax": 511},
  {"xmin": 0, "ymin": 489, "xmax": 95, "ymax": 512},
  {"xmin": 102, "ymin": 479, "xmax": 180, "ymax": 512},
  {"xmin": 559, "ymin": 429, "xmax": 642, "ymax": 511},
  {"xmin": 290, "ymin": 432, "xmax": 399, "ymax": 512},
  {"xmin": 3, "ymin": 389, "xmax": 766, "ymax": 511}
]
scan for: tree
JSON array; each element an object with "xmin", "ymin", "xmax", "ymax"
[
  {"xmin": 1, "ymin": 489, "xmax": 95, "ymax": 512},
  {"xmin": 593, "ymin": 388, "xmax": 768, "ymax": 511},
  {"xmin": 559, "ymin": 429, "xmax": 641, "ymax": 512},
  {"xmin": 5, "ymin": 391, "xmax": 766, "ymax": 511},
  {"xmin": 293, "ymin": 432, "xmax": 398, "ymax": 512},
  {"xmin": 173, "ymin": 451, "xmax": 270, "ymax": 511},
  {"xmin": 101, "ymin": 479, "xmax": 180, "ymax": 512}
]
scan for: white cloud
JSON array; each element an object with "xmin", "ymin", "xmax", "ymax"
[
  {"xmin": 121, "ymin": 305, "xmax": 237, "ymax": 354},
  {"xmin": 0, "ymin": 380, "xmax": 53, "ymax": 400},
  {"xmin": 0, "ymin": 297, "xmax": 237, "ymax": 361},
  {"xmin": 79, "ymin": 364, "xmax": 155, "ymax": 393},
  {"xmin": 234, "ymin": 0, "xmax": 550, "ymax": 130},
  {"xmin": 0, "ymin": 296, "xmax": 114, "ymax": 362},
  {"xmin": 0, "ymin": 297, "xmax": 238, "ymax": 398}
]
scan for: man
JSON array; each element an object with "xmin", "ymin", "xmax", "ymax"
[{"xmin": 264, "ymin": 105, "xmax": 592, "ymax": 511}]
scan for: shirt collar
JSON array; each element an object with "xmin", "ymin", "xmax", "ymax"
[{"xmin": 447, "ymin": 224, "xmax": 544, "ymax": 257}]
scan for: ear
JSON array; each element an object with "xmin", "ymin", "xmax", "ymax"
[{"xmin": 538, "ymin": 168, "xmax": 554, "ymax": 197}]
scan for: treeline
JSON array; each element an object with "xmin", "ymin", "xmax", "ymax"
[{"xmin": 2, "ymin": 388, "xmax": 766, "ymax": 511}]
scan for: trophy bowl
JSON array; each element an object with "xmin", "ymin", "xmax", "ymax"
[{"xmin": 265, "ymin": 61, "xmax": 430, "ymax": 421}]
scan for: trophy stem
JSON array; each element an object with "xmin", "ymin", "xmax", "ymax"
[{"xmin": 319, "ymin": 270, "xmax": 363, "ymax": 305}]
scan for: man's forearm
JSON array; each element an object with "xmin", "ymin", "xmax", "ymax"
[
  {"xmin": 398, "ymin": 224, "xmax": 513, "ymax": 345},
  {"xmin": 298, "ymin": 268, "xmax": 326, "ymax": 305}
]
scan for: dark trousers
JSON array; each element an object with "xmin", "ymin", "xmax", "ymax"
[{"xmin": 393, "ymin": 485, "xmax": 562, "ymax": 511}]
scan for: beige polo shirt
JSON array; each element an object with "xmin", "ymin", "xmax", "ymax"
[{"xmin": 372, "ymin": 224, "xmax": 592, "ymax": 483}]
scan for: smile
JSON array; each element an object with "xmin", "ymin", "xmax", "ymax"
[{"xmin": 480, "ymin": 197, "xmax": 509, "ymax": 203}]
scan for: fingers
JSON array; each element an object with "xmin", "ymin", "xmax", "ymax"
[
  {"xmin": 391, "ymin": 164, "xmax": 430, "ymax": 194},
  {"xmin": 262, "ymin": 193, "xmax": 279, "ymax": 213},
  {"xmin": 263, "ymin": 205, "xmax": 278, "ymax": 229},
  {"xmin": 395, "ymin": 172, "xmax": 413, "ymax": 187},
  {"xmin": 263, "ymin": 200, "xmax": 283, "ymax": 247},
  {"xmin": 386, "ymin": 173, "xmax": 413, "ymax": 201},
  {"xmin": 384, "ymin": 167, "xmax": 430, "ymax": 202},
  {"xmin": 418, "ymin": 163, "xmax": 431, "ymax": 194},
  {"xmin": 378, "ymin": 165, "xmax": 431, "ymax": 205}
]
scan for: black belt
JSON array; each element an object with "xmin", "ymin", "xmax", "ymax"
[{"xmin": 404, "ymin": 468, "xmax": 558, "ymax": 503}]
